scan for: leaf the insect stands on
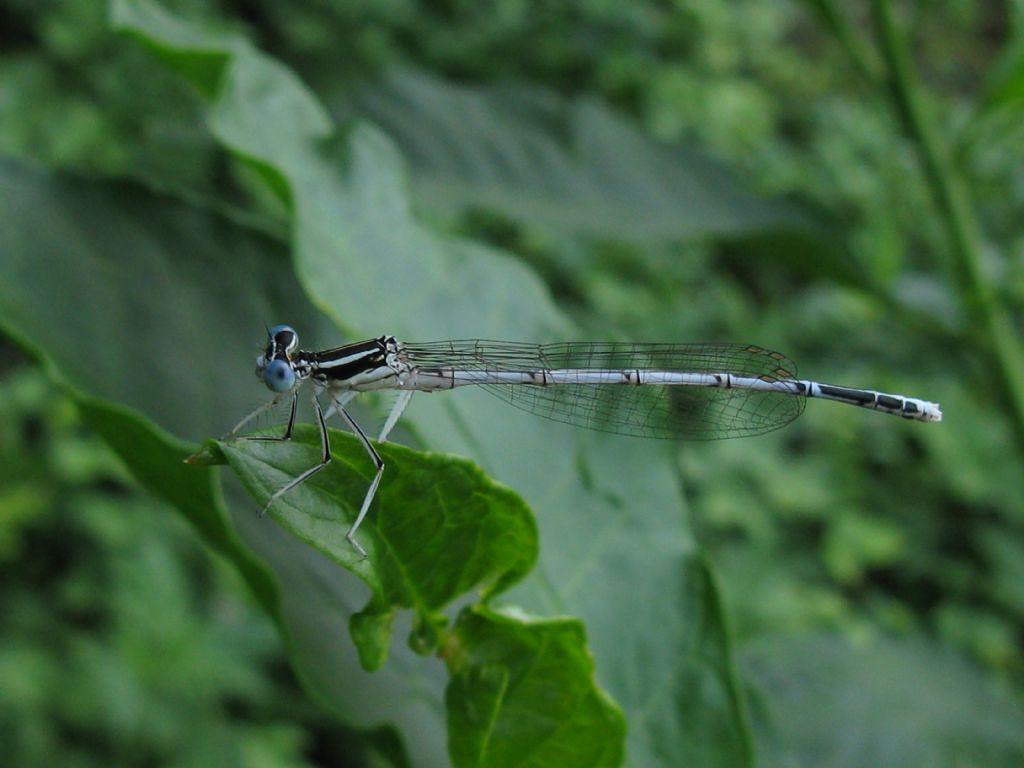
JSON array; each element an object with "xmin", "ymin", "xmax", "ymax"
[{"xmin": 219, "ymin": 424, "xmax": 538, "ymax": 671}]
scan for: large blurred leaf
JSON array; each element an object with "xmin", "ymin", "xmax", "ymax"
[
  {"xmin": 745, "ymin": 633, "xmax": 1024, "ymax": 768},
  {"xmin": 329, "ymin": 70, "xmax": 870, "ymax": 290},
  {"xmin": 331, "ymin": 69, "xmax": 805, "ymax": 243}
]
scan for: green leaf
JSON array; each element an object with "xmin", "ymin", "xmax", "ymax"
[
  {"xmin": 331, "ymin": 70, "xmax": 870, "ymax": 293},
  {"xmin": 220, "ymin": 425, "xmax": 537, "ymax": 670},
  {"xmin": 331, "ymin": 69, "xmax": 808, "ymax": 244},
  {"xmin": 746, "ymin": 633, "xmax": 1024, "ymax": 767},
  {"xmin": 110, "ymin": 0, "xmax": 236, "ymax": 99},
  {"xmin": 445, "ymin": 606, "xmax": 625, "ymax": 768}
]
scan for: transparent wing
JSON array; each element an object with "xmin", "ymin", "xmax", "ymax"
[{"xmin": 403, "ymin": 340, "xmax": 805, "ymax": 440}]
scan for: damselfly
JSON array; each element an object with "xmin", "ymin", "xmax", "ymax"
[{"xmin": 227, "ymin": 325, "xmax": 943, "ymax": 556}]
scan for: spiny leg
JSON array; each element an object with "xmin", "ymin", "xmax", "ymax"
[
  {"xmin": 324, "ymin": 391, "xmax": 413, "ymax": 557},
  {"xmin": 322, "ymin": 390, "xmax": 411, "ymax": 440},
  {"xmin": 259, "ymin": 388, "xmax": 331, "ymax": 517},
  {"xmin": 333, "ymin": 401, "xmax": 383, "ymax": 559},
  {"xmin": 379, "ymin": 389, "xmax": 413, "ymax": 441},
  {"xmin": 321, "ymin": 390, "xmax": 357, "ymax": 422}
]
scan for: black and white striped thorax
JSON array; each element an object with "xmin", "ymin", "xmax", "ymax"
[{"xmin": 306, "ymin": 335, "xmax": 409, "ymax": 391}]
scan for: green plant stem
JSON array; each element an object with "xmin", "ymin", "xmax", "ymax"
[{"xmin": 870, "ymin": 0, "xmax": 1024, "ymax": 453}]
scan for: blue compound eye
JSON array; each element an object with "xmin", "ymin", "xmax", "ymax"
[{"xmin": 263, "ymin": 359, "xmax": 296, "ymax": 392}]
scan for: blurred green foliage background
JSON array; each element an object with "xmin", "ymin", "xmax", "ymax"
[{"xmin": 2, "ymin": 0, "xmax": 1024, "ymax": 766}]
